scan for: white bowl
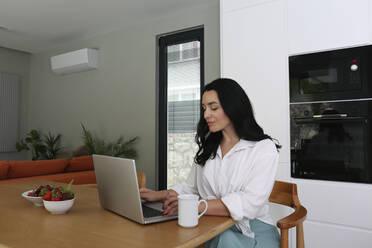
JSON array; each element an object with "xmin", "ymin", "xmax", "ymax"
[
  {"xmin": 43, "ymin": 198, "xmax": 75, "ymax": 214},
  {"xmin": 22, "ymin": 190, "xmax": 43, "ymax": 207}
]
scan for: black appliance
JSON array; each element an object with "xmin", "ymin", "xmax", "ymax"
[
  {"xmin": 289, "ymin": 45, "xmax": 372, "ymax": 184},
  {"xmin": 289, "ymin": 45, "xmax": 372, "ymax": 103}
]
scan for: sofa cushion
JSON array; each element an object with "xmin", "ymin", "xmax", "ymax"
[
  {"xmin": 66, "ymin": 155, "xmax": 94, "ymax": 172},
  {"xmin": 7, "ymin": 159, "xmax": 68, "ymax": 179},
  {"xmin": 0, "ymin": 161, "xmax": 9, "ymax": 179}
]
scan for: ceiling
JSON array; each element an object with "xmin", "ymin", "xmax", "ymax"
[{"xmin": 0, "ymin": 0, "xmax": 216, "ymax": 54}]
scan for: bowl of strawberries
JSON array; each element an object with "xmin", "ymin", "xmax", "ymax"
[{"xmin": 42, "ymin": 180, "xmax": 75, "ymax": 214}]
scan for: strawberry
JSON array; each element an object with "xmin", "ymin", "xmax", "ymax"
[
  {"xmin": 42, "ymin": 191, "xmax": 52, "ymax": 201},
  {"xmin": 51, "ymin": 188, "xmax": 63, "ymax": 201},
  {"xmin": 45, "ymin": 184, "xmax": 53, "ymax": 191},
  {"xmin": 39, "ymin": 188, "xmax": 49, "ymax": 196}
]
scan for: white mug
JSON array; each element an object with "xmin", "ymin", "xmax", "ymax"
[{"xmin": 177, "ymin": 194, "xmax": 208, "ymax": 228}]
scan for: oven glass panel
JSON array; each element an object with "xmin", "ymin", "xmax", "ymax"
[
  {"xmin": 290, "ymin": 101, "xmax": 372, "ymax": 183},
  {"xmin": 299, "ymin": 68, "xmax": 338, "ymax": 94},
  {"xmin": 292, "ymin": 118, "xmax": 366, "ymax": 182},
  {"xmin": 296, "ymin": 62, "xmax": 362, "ymax": 95}
]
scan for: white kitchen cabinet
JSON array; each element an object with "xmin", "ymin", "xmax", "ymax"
[
  {"xmin": 221, "ymin": 0, "xmax": 278, "ymax": 13},
  {"xmin": 288, "ymin": 0, "xmax": 370, "ymax": 55},
  {"xmin": 292, "ymin": 179, "xmax": 372, "ymax": 248},
  {"xmin": 292, "ymin": 220, "xmax": 372, "ymax": 248},
  {"xmin": 221, "ymin": 0, "xmax": 290, "ymax": 165}
]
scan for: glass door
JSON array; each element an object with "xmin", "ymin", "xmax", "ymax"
[{"xmin": 158, "ymin": 28, "xmax": 204, "ymax": 189}]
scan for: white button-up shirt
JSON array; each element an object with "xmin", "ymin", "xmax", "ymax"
[{"xmin": 170, "ymin": 138, "xmax": 279, "ymax": 238}]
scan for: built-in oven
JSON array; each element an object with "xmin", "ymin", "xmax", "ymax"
[
  {"xmin": 289, "ymin": 45, "xmax": 372, "ymax": 184},
  {"xmin": 289, "ymin": 45, "xmax": 372, "ymax": 103},
  {"xmin": 290, "ymin": 100, "xmax": 372, "ymax": 183}
]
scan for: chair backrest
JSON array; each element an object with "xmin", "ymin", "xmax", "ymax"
[
  {"xmin": 137, "ymin": 172, "xmax": 146, "ymax": 189},
  {"xmin": 269, "ymin": 181, "xmax": 307, "ymax": 248}
]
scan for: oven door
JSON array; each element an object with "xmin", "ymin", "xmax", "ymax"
[{"xmin": 291, "ymin": 115, "xmax": 371, "ymax": 183}]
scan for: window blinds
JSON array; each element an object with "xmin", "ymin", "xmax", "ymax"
[{"xmin": 0, "ymin": 72, "xmax": 20, "ymax": 152}]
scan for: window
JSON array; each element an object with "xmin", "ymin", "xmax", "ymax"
[
  {"xmin": 0, "ymin": 72, "xmax": 20, "ymax": 152},
  {"xmin": 158, "ymin": 27, "xmax": 204, "ymax": 190}
]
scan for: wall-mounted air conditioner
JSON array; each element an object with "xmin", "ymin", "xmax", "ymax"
[{"xmin": 51, "ymin": 48, "xmax": 98, "ymax": 75}]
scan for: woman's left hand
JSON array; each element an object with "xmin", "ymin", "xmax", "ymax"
[{"xmin": 162, "ymin": 190, "xmax": 178, "ymax": 215}]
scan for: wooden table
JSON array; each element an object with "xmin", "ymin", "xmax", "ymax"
[{"xmin": 0, "ymin": 180, "xmax": 235, "ymax": 248}]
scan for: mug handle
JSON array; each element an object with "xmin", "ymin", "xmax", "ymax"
[{"xmin": 197, "ymin": 199, "xmax": 208, "ymax": 219}]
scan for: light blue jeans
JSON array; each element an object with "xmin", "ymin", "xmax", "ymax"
[{"xmin": 205, "ymin": 219, "xmax": 280, "ymax": 248}]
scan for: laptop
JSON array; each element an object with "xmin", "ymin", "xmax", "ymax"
[{"xmin": 92, "ymin": 154, "xmax": 178, "ymax": 224}]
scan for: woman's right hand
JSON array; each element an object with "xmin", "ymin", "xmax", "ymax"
[
  {"xmin": 139, "ymin": 188, "xmax": 168, "ymax": 202},
  {"xmin": 162, "ymin": 190, "xmax": 179, "ymax": 215}
]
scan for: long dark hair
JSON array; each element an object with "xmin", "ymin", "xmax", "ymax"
[{"xmin": 194, "ymin": 78, "xmax": 281, "ymax": 166}]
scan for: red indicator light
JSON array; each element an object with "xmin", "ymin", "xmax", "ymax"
[{"xmin": 351, "ymin": 59, "xmax": 358, "ymax": 63}]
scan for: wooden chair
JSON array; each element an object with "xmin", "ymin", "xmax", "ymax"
[
  {"xmin": 269, "ymin": 180, "xmax": 307, "ymax": 248},
  {"xmin": 136, "ymin": 172, "xmax": 146, "ymax": 188}
]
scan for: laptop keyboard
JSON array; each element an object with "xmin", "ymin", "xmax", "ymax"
[{"xmin": 142, "ymin": 205, "xmax": 163, "ymax": 218}]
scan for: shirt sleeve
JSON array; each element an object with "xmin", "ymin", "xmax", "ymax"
[
  {"xmin": 169, "ymin": 165, "xmax": 199, "ymax": 195},
  {"xmin": 221, "ymin": 148, "xmax": 279, "ymax": 221}
]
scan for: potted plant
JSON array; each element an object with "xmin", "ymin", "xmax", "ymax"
[
  {"xmin": 76, "ymin": 123, "xmax": 139, "ymax": 159},
  {"xmin": 16, "ymin": 129, "xmax": 63, "ymax": 160}
]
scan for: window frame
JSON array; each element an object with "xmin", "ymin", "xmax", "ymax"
[{"xmin": 157, "ymin": 27, "xmax": 204, "ymax": 190}]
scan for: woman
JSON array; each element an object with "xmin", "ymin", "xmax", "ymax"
[{"xmin": 140, "ymin": 78, "xmax": 281, "ymax": 248}]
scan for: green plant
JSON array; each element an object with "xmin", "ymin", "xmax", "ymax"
[
  {"xmin": 43, "ymin": 132, "xmax": 62, "ymax": 159},
  {"xmin": 80, "ymin": 123, "xmax": 139, "ymax": 159},
  {"xmin": 16, "ymin": 129, "xmax": 46, "ymax": 160},
  {"xmin": 16, "ymin": 129, "xmax": 62, "ymax": 160},
  {"xmin": 108, "ymin": 136, "xmax": 138, "ymax": 158},
  {"xmin": 81, "ymin": 124, "xmax": 95, "ymax": 155}
]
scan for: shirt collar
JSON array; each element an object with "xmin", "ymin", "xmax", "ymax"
[{"xmin": 216, "ymin": 139, "xmax": 256, "ymax": 158}]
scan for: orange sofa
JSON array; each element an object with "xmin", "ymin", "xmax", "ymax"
[{"xmin": 0, "ymin": 155, "xmax": 96, "ymax": 185}]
